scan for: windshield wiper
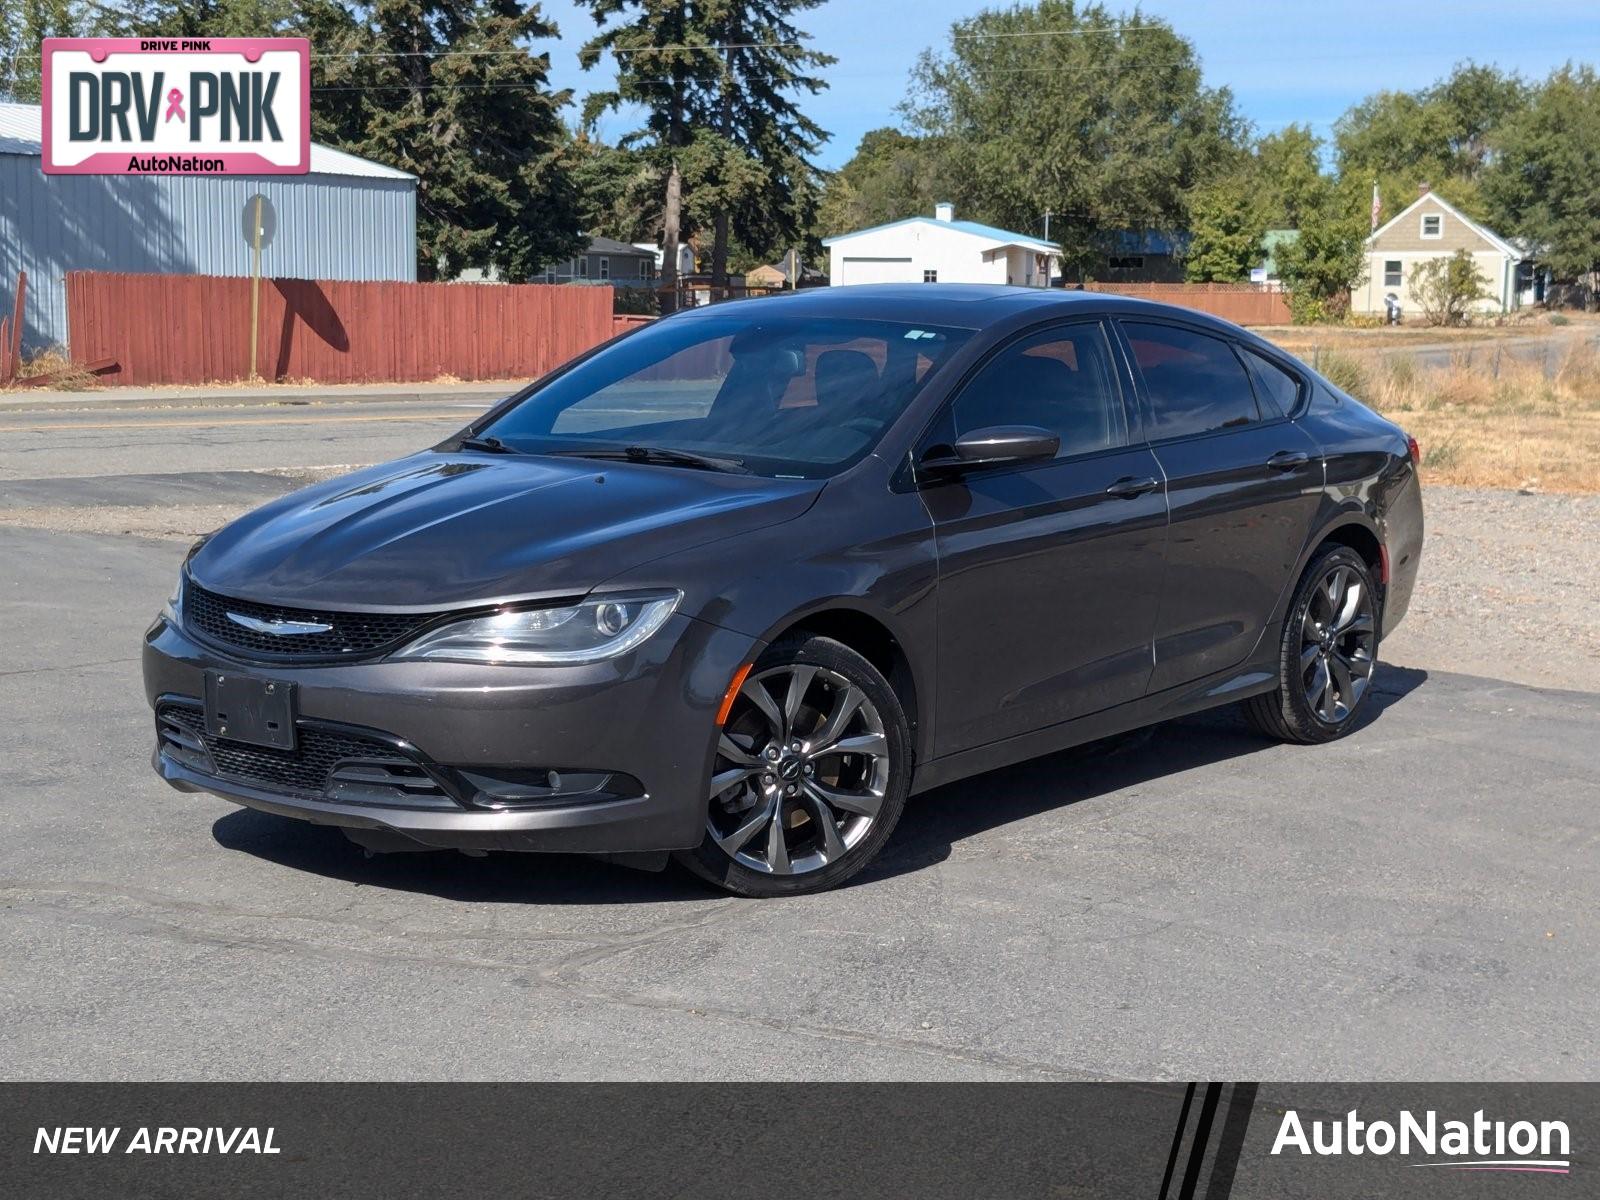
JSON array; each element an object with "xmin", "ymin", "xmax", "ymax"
[
  {"xmin": 550, "ymin": 445, "xmax": 750, "ymax": 474},
  {"xmin": 458, "ymin": 434, "xmax": 517, "ymax": 454}
]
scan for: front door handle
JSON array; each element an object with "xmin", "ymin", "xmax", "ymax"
[
  {"xmin": 1266, "ymin": 450, "xmax": 1310, "ymax": 471},
  {"xmin": 1105, "ymin": 475, "xmax": 1159, "ymax": 499}
]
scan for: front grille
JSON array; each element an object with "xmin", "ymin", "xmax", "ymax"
[
  {"xmin": 183, "ymin": 580, "xmax": 442, "ymax": 661},
  {"xmin": 157, "ymin": 702, "xmax": 454, "ymax": 807}
]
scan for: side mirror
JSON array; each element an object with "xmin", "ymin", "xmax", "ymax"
[{"xmin": 919, "ymin": 425, "xmax": 1060, "ymax": 474}]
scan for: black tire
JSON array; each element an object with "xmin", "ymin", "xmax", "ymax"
[
  {"xmin": 1244, "ymin": 545, "xmax": 1381, "ymax": 744},
  {"xmin": 676, "ymin": 635, "xmax": 911, "ymax": 897}
]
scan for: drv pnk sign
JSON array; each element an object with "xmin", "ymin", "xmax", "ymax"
[{"xmin": 41, "ymin": 38, "xmax": 309, "ymax": 175}]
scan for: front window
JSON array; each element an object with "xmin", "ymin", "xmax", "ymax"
[
  {"xmin": 923, "ymin": 269, "xmax": 938, "ymax": 283},
  {"xmin": 1421, "ymin": 214, "xmax": 1442, "ymax": 239},
  {"xmin": 1384, "ymin": 260, "xmax": 1402, "ymax": 287},
  {"xmin": 599, "ymin": 257, "xmax": 610, "ymax": 281},
  {"xmin": 939, "ymin": 323, "xmax": 1127, "ymax": 460},
  {"xmin": 475, "ymin": 316, "xmax": 973, "ymax": 478}
]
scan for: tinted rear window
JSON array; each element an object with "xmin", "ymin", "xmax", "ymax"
[
  {"xmin": 1241, "ymin": 347, "xmax": 1302, "ymax": 417},
  {"xmin": 1122, "ymin": 322, "xmax": 1259, "ymax": 439}
]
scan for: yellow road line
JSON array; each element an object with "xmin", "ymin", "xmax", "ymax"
[{"xmin": 0, "ymin": 410, "xmax": 470, "ymax": 433}]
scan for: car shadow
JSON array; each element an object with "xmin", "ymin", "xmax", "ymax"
[
  {"xmin": 211, "ymin": 664, "xmax": 1429, "ymax": 901},
  {"xmin": 861, "ymin": 663, "xmax": 1429, "ymax": 885}
]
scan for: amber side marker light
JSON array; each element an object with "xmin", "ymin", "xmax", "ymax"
[{"xmin": 717, "ymin": 663, "xmax": 754, "ymax": 726}]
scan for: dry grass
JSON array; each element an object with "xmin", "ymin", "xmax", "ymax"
[
  {"xmin": 1353, "ymin": 341, "xmax": 1600, "ymax": 492},
  {"xmin": 2, "ymin": 347, "xmax": 100, "ymax": 391}
]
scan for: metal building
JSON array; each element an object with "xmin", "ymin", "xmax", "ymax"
[{"xmin": 0, "ymin": 102, "xmax": 416, "ymax": 354}]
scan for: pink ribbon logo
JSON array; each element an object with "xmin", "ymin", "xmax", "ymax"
[{"xmin": 164, "ymin": 88, "xmax": 185, "ymax": 123}]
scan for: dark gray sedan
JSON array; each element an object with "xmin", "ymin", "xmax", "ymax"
[{"xmin": 144, "ymin": 285, "xmax": 1423, "ymax": 896}]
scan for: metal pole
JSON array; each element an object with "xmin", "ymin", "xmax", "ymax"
[{"xmin": 248, "ymin": 195, "xmax": 263, "ymax": 380}]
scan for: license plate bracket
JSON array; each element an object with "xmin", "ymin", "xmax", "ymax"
[{"xmin": 204, "ymin": 671, "xmax": 296, "ymax": 750}]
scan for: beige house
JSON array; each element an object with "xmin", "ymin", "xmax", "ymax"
[{"xmin": 1351, "ymin": 188, "xmax": 1526, "ymax": 318}]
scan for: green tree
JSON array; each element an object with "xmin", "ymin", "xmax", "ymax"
[
  {"xmin": 697, "ymin": 0, "xmax": 832, "ymax": 284},
  {"xmin": 579, "ymin": 0, "xmax": 721, "ymax": 303},
  {"xmin": 313, "ymin": 0, "xmax": 584, "ymax": 282},
  {"xmin": 1482, "ymin": 65, "xmax": 1600, "ymax": 308},
  {"xmin": 1254, "ymin": 124, "xmax": 1325, "ymax": 229},
  {"xmin": 1334, "ymin": 62, "xmax": 1526, "ymax": 222},
  {"xmin": 569, "ymin": 132, "xmax": 662, "ymax": 243},
  {"xmin": 904, "ymin": 0, "xmax": 1247, "ymax": 277},
  {"xmin": 1184, "ymin": 179, "xmax": 1266, "ymax": 282},
  {"xmin": 814, "ymin": 127, "xmax": 950, "ymax": 238},
  {"xmin": 0, "ymin": 0, "xmax": 78, "ymax": 102},
  {"xmin": 1274, "ymin": 189, "xmax": 1368, "ymax": 323},
  {"xmin": 86, "ymin": 0, "xmax": 302, "ymax": 38},
  {"xmin": 1407, "ymin": 249, "xmax": 1493, "ymax": 325}
]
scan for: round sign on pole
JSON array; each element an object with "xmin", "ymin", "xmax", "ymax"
[{"xmin": 242, "ymin": 194, "xmax": 277, "ymax": 248}]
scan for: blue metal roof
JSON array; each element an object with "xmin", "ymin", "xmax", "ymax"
[{"xmin": 823, "ymin": 216, "xmax": 1058, "ymax": 251}]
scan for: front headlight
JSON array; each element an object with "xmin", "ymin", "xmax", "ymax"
[
  {"xmin": 159, "ymin": 533, "xmax": 212, "ymax": 625},
  {"xmin": 391, "ymin": 590, "xmax": 681, "ymax": 665}
]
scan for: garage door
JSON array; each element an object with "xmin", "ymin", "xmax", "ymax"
[{"xmin": 841, "ymin": 256, "xmax": 914, "ymax": 285}]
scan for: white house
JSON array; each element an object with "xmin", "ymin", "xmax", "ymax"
[
  {"xmin": 824, "ymin": 203, "xmax": 1060, "ymax": 288},
  {"xmin": 1350, "ymin": 188, "xmax": 1530, "ymax": 317}
]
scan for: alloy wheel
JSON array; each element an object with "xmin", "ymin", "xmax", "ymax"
[
  {"xmin": 707, "ymin": 664, "xmax": 890, "ymax": 875},
  {"xmin": 1301, "ymin": 563, "xmax": 1377, "ymax": 723}
]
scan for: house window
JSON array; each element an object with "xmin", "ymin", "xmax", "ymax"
[
  {"xmin": 923, "ymin": 269, "xmax": 938, "ymax": 283},
  {"xmin": 576, "ymin": 258, "xmax": 588, "ymax": 278},
  {"xmin": 598, "ymin": 257, "xmax": 610, "ymax": 281},
  {"xmin": 1421, "ymin": 214, "xmax": 1443, "ymax": 239},
  {"xmin": 544, "ymin": 268, "xmax": 556, "ymax": 284},
  {"xmin": 1383, "ymin": 260, "xmax": 1403, "ymax": 287},
  {"xmin": 638, "ymin": 260, "xmax": 650, "ymax": 278},
  {"xmin": 1108, "ymin": 255, "xmax": 1145, "ymax": 270}
]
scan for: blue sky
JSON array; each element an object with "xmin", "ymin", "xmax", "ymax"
[{"xmin": 536, "ymin": 0, "xmax": 1599, "ymax": 169}]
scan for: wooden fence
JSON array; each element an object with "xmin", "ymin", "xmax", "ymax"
[
  {"xmin": 65, "ymin": 272, "xmax": 617, "ymax": 386},
  {"xmin": 1080, "ymin": 282, "xmax": 1292, "ymax": 326}
]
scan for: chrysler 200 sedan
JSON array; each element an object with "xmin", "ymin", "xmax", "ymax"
[{"xmin": 144, "ymin": 284, "xmax": 1423, "ymax": 896}]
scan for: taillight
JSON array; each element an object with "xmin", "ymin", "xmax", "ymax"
[{"xmin": 1406, "ymin": 435, "xmax": 1421, "ymax": 465}]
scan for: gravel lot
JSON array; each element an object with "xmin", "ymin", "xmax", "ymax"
[{"xmin": 1382, "ymin": 487, "xmax": 1600, "ymax": 691}]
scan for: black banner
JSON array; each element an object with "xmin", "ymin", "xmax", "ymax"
[{"xmin": 2, "ymin": 1083, "xmax": 1591, "ymax": 1197}]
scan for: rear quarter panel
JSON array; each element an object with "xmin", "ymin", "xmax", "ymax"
[{"xmin": 1296, "ymin": 381, "xmax": 1424, "ymax": 636}]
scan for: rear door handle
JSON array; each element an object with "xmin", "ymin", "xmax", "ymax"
[
  {"xmin": 1105, "ymin": 475, "xmax": 1159, "ymax": 499},
  {"xmin": 1266, "ymin": 450, "xmax": 1310, "ymax": 471}
]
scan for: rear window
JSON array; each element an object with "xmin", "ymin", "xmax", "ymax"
[
  {"xmin": 1122, "ymin": 322, "xmax": 1260, "ymax": 439},
  {"xmin": 1241, "ymin": 348, "xmax": 1302, "ymax": 417}
]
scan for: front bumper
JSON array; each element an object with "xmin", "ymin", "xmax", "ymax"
[{"xmin": 143, "ymin": 612, "xmax": 759, "ymax": 854}]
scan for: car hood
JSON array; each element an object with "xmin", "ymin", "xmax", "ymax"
[{"xmin": 189, "ymin": 452, "xmax": 823, "ymax": 610}]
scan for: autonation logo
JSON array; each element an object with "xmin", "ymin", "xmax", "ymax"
[{"xmin": 1272, "ymin": 1108, "xmax": 1571, "ymax": 1174}]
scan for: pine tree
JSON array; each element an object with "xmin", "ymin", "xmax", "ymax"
[
  {"xmin": 577, "ymin": 0, "xmax": 721, "ymax": 306},
  {"xmin": 0, "ymin": 0, "xmax": 78, "ymax": 102},
  {"xmin": 695, "ymin": 0, "xmax": 831, "ymax": 284},
  {"xmin": 313, "ymin": 0, "xmax": 585, "ymax": 281}
]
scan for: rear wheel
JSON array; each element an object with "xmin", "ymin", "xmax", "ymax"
[
  {"xmin": 676, "ymin": 635, "xmax": 910, "ymax": 897},
  {"xmin": 1244, "ymin": 546, "xmax": 1380, "ymax": 744}
]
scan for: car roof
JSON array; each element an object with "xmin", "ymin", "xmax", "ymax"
[{"xmin": 669, "ymin": 283, "xmax": 1256, "ymax": 340}]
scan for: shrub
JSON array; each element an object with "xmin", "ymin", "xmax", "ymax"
[
  {"xmin": 1407, "ymin": 250, "xmax": 1495, "ymax": 326},
  {"xmin": 1549, "ymin": 313, "xmax": 1571, "ymax": 326}
]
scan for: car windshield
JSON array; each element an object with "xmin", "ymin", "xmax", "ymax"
[{"xmin": 475, "ymin": 314, "xmax": 973, "ymax": 478}]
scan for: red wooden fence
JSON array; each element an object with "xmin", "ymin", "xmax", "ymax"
[
  {"xmin": 66, "ymin": 272, "xmax": 617, "ymax": 386},
  {"xmin": 1080, "ymin": 282, "xmax": 1292, "ymax": 326}
]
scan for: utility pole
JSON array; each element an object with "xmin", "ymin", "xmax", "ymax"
[{"xmin": 1043, "ymin": 209, "xmax": 1052, "ymax": 243}]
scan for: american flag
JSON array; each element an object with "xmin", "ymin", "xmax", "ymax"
[{"xmin": 1370, "ymin": 183, "xmax": 1382, "ymax": 231}]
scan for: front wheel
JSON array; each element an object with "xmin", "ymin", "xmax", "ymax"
[
  {"xmin": 676, "ymin": 635, "xmax": 911, "ymax": 897},
  {"xmin": 1244, "ymin": 545, "xmax": 1380, "ymax": 744}
]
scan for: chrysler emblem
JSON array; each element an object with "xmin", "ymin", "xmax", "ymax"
[{"xmin": 226, "ymin": 612, "xmax": 333, "ymax": 636}]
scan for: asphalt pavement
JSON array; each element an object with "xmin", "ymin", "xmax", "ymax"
[{"xmin": 1, "ymin": 397, "xmax": 1596, "ymax": 1081}]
